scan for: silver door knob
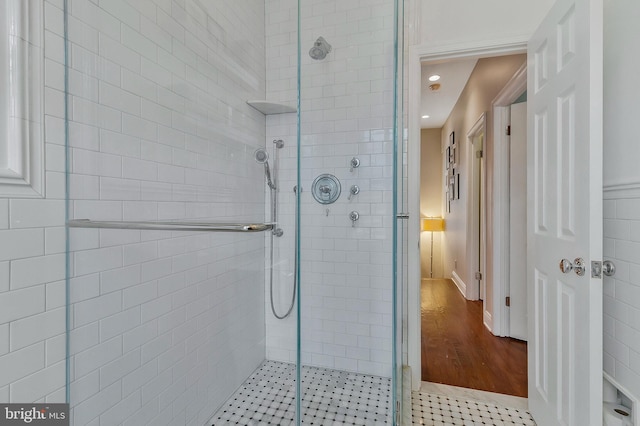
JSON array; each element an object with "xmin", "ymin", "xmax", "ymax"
[
  {"xmin": 559, "ymin": 258, "xmax": 585, "ymax": 276},
  {"xmin": 559, "ymin": 259, "xmax": 573, "ymax": 273},
  {"xmin": 603, "ymin": 260, "xmax": 616, "ymax": 277}
]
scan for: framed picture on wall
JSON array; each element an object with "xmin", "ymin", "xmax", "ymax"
[
  {"xmin": 456, "ymin": 173, "xmax": 460, "ymax": 199},
  {"xmin": 448, "ymin": 131, "xmax": 457, "ymax": 166},
  {"xmin": 449, "ymin": 174, "xmax": 456, "ymax": 200},
  {"xmin": 446, "ymin": 146, "xmax": 451, "ymax": 170}
]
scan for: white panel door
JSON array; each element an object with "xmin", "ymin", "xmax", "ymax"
[
  {"xmin": 526, "ymin": 0, "xmax": 603, "ymax": 424},
  {"xmin": 509, "ymin": 102, "xmax": 527, "ymax": 341}
]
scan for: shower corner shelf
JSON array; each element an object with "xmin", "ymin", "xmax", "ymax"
[{"xmin": 247, "ymin": 100, "xmax": 296, "ymax": 115}]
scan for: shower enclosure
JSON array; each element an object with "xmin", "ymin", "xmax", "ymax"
[{"xmin": 64, "ymin": 0, "xmax": 405, "ymax": 424}]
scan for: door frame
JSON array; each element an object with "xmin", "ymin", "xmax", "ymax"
[
  {"xmin": 466, "ymin": 113, "xmax": 486, "ymax": 303},
  {"xmin": 407, "ymin": 37, "xmax": 527, "ymax": 389},
  {"xmin": 491, "ymin": 63, "xmax": 527, "ymax": 336}
]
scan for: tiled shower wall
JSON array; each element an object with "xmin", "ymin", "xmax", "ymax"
[
  {"xmin": 603, "ymin": 191, "xmax": 640, "ymax": 400},
  {"xmin": 0, "ymin": 0, "xmax": 67, "ymax": 404},
  {"xmin": 65, "ymin": 1, "xmax": 268, "ymax": 425},
  {"xmin": 263, "ymin": 0, "xmax": 298, "ymax": 366},
  {"xmin": 265, "ymin": 0, "xmax": 396, "ymax": 378}
]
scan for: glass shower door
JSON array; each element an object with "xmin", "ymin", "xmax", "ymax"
[
  {"xmin": 295, "ymin": 0, "xmax": 403, "ymax": 424},
  {"xmin": 64, "ymin": 1, "xmax": 285, "ymax": 425},
  {"xmin": 63, "ymin": 0, "xmax": 405, "ymax": 424}
]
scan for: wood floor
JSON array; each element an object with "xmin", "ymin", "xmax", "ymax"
[{"xmin": 421, "ymin": 278, "xmax": 528, "ymax": 397}]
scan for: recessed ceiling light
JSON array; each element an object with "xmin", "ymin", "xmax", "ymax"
[
  {"xmin": 428, "ymin": 74, "xmax": 441, "ymax": 82},
  {"xmin": 422, "ymin": 115, "xmax": 430, "ymax": 119}
]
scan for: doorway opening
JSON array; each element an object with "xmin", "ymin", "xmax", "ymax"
[{"xmin": 415, "ymin": 53, "xmax": 529, "ymax": 398}]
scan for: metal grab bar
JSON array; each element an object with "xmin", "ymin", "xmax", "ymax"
[{"xmin": 67, "ymin": 219, "xmax": 274, "ymax": 233}]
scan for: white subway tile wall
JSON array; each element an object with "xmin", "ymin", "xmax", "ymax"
[
  {"xmin": 603, "ymin": 190, "xmax": 640, "ymax": 399},
  {"xmin": 66, "ymin": 1, "xmax": 269, "ymax": 425},
  {"xmin": 263, "ymin": 0, "xmax": 299, "ymax": 369},
  {"xmin": 0, "ymin": 0, "xmax": 67, "ymax": 405},
  {"xmin": 0, "ymin": 0, "xmax": 399, "ymax": 422},
  {"xmin": 265, "ymin": 0, "xmax": 395, "ymax": 378}
]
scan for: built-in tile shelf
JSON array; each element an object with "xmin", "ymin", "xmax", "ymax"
[{"xmin": 247, "ymin": 100, "xmax": 296, "ymax": 115}]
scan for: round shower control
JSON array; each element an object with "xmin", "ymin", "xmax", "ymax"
[{"xmin": 311, "ymin": 174, "xmax": 341, "ymax": 204}]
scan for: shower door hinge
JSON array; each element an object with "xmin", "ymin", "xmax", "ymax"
[
  {"xmin": 506, "ymin": 125, "xmax": 511, "ymax": 136},
  {"xmin": 505, "ymin": 296, "xmax": 511, "ymax": 307},
  {"xmin": 475, "ymin": 271, "xmax": 482, "ymax": 280},
  {"xmin": 476, "ymin": 150, "xmax": 483, "ymax": 159}
]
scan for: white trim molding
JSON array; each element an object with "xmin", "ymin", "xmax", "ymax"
[
  {"xmin": 411, "ymin": 36, "xmax": 528, "ymax": 63},
  {"xmin": 603, "ymin": 182, "xmax": 640, "ymax": 199},
  {"xmin": 0, "ymin": 0, "xmax": 45, "ymax": 198},
  {"xmin": 451, "ymin": 270, "xmax": 466, "ymax": 297},
  {"xmin": 491, "ymin": 62, "xmax": 527, "ymax": 337},
  {"xmin": 466, "ymin": 113, "xmax": 486, "ymax": 303}
]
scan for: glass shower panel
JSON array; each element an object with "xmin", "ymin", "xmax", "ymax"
[
  {"xmin": 65, "ymin": 1, "xmax": 286, "ymax": 425},
  {"xmin": 297, "ymin": 0, "xmax": 400, "ymax": 423},
  {"xmin": 395, "ymin": 0, "xmax": 409, "ymax": 423}
]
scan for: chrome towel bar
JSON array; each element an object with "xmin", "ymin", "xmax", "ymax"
[{"xmin": 67, "ymin": 219, "xmax": 274, "ymax": 233}]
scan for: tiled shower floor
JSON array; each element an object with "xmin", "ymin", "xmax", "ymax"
[
  {"xmin": 211, "ymin": 360, "xmax": 536, "ymax": 425},
  {"xmin": 211, "ymin": 360, "xmax": 393, "ymax": 425}
]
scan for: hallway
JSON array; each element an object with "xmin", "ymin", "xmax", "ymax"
[{"xmin": 421, "ymin": 279, "xmax": 528, "ymax": 397}]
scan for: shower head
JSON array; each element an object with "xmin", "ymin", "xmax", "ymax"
[
  {"xmin": 309, "ymin": 36, "xmax": 331, "ymax": 60},
  {"xmin": 254, "ymin": 148, "xmax": 276, "ymax": 190}
]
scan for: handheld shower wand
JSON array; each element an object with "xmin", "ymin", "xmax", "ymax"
[
  {"xmin": 254, "ymin": 141, "xmax": 296, "ymax": 319},
  {"xmin": 254, "ymin": 148, "xmax": 276, "ymax": 190}
]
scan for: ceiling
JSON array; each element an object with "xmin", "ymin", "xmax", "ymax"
[{"xmin": 420, "ymin": 58, "xmax": 478, "ymax": 129}]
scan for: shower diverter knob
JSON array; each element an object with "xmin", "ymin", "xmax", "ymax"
[
  {"xmin": 349, "ymin": 211, "xmax": 359, "ymax": 227},
  {"xmin": 348, "ymin": 185, "xmax": 360, "ymax": 200},
  {"xmin": 311, "ymin": 174, "xmax": 341, "ymax": 204}
]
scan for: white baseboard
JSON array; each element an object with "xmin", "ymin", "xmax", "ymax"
[
  {"xmin": 451, "ymin": 271, "xmax": 466, "ymax": 297},
  {"xmin": 483, "ymin": 309, "xmax": 493, "ymax": 333}
]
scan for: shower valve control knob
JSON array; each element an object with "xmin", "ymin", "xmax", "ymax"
[
  {"xmin": 350, "ymin": 157, "xmax": 360, "ymax": 172},
  {"xmin": 348, "ymin": 185, "xmax": 360, "ymax": 200},
  {"xmin": 349, "ymin": 211, "xmax": 359, "ymax": 227}
]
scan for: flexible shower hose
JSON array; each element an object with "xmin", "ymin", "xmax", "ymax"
[{"xmin": 269, "ymin": 186, "xmax": 297, "ymax": 319}]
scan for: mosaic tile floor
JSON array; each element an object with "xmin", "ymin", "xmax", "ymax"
[
  {"xmin": 211, "ymin": 360, "xmax": 392, "ymax": 425},
  {"xmin": 411, "ymin": 391, "xmax": 537, "ymax": 425},
  {"xmin": 211, "ymin": 360, "xmax": 537, "ymax": 425}
]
